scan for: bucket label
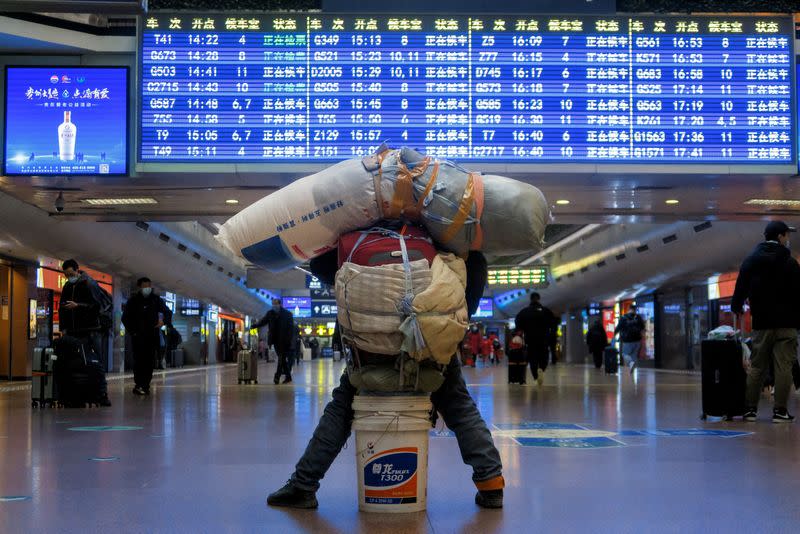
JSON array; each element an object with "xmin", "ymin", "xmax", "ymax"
[{"xmin": 363, "ymin": 447, "xmax": 418, "ymax": 505}]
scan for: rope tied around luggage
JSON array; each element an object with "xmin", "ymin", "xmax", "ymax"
[
  {"xmin": 385, "ymin": 156, "xmax": 433, "ymax": 220},
  {"xmin": 377, "ymin": 150, "xmax": 486, "ymax": 254}
]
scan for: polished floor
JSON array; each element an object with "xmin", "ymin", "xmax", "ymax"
[{"xmin": 1, "ymin": 359, "xmax": 799, "ymax": 533}]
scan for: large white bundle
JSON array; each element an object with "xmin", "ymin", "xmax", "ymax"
[
  {"xmin": 379, "ymin": 148, "xmax": 549, "ymax": 256},
  {"xmin": 217, "ymin": 158, "xmax": 379, "ymax": 272},
  {"xmin": 335, "ymin": 259, "xmax": 432, "ymax": 355},
  {"xmin": 218, "ymin": 147, "xmax": 549, "ymax": 272}
]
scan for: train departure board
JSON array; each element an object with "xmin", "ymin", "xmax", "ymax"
[{"xmin": 140, "ymin": 14, "xmax": 794, "ymax": 164}]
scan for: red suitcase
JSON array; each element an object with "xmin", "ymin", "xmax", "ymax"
[{"xmin": 337, "ymin": 226, "xmax": 437, "ymax": 268}]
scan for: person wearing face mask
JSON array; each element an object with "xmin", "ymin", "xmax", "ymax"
[
  {"xmin": 59, "ymin": 259, "xmax": 112, "ymax": 406},
  {"xmin": 732, "ymin": 221, "xmax": 800, "ymax": 423},
  {"xmin": 121, "ymin": 277, "xmax": 172, "ymax": 396},
  {"xmin": 253, "ymin": 298, "xmax": 295, "ymax": 384}
]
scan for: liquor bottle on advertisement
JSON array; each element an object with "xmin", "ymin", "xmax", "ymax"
[{"xmin": 58, "ymin": 111, "xmax": 76, "ymax": 161}]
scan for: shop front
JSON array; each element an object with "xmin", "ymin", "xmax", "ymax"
[{"xmin": 0, "ymin": 256, "xmax": 37, "ymax": 380}]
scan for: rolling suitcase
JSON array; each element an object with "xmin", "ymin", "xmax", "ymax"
[
  {"xmin": 701, "ymin": 338, "xmax": 746, "ymax": 420},
  {"xmin": 170, "ymin": 348, "xmax": 185, "ymax": 368},
  {"xmin": 53, "ymin": 337, "xmax": 105, "ymax": 408},
  {"xmin": 238, "ymin": 349, "xmax": 258, "ymax": 384},
  {"xmin": 604, "ymin": 347, "xmax": 619, "ymax": 374},
  {"xmin": 337, "ymin": 225, "xmax": 437, "ymax": 268},
  {"xmin": 32, "ymin": 347, "xmax": 56, "ymax": 408},
  {"xmin": 507, "ymin": 348, "xmax": 527, "ymax": 384}
]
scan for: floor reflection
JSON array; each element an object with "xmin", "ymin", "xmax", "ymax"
[{"xmin": 0, "ymin": 361, "xmax": 797, "ymax": 532}]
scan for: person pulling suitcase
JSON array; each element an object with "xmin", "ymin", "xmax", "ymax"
[{"xmin": 252, "ymin": 299, "xmax": 295, "ymax": 384}]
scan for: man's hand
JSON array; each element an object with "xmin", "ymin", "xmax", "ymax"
[
  {"xmin": 156, "ymin": 320, "xmax": 164, "ymax": 329},
  {"xmin": 64, "ymin": 301, "xmax": 79, "ymax": 310}
]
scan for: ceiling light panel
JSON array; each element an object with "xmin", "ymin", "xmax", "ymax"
[
  {"xmin": 744, "ymin": 199, "xmax": 800, "ymax": 207},
  {"xmin": 83, "ymin": 198, "xmax": 158, "ymax": 206}
]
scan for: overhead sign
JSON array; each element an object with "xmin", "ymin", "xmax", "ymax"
[
  {"xmin": 180, "ymin": 298, "xmax": 201, "ymax": 316},
  {"xmin": 140, "ymin": 13, "xmax": 792, "ymax": 165},
  {"xmin": 487, "ymin": 266, "xmax": 549, "ymax": 287},
  {"xmin": 5, "ymin": 66, "xmax": 129, "ymax": 176},
  {"xmin": 311, "ymin": 299, "xmax": 338, "ymax": 318},
  {"xmin": 306, "ymin": 275, "xmax": 323, "ymax": 290},
  {"xmin": 311, "ymin": 286, "xmax": 335, "ymax": 299}
]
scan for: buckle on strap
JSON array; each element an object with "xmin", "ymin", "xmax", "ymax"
[{"xmin": 361, "ymin": 142, "xmax": 390, "ymax": 172}]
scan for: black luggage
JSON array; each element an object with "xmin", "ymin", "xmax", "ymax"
[
  {"xmin": 170, "ymin": 347, "xmax": 185, "ymax": 368},
  {"xmin": 701, "ymin": 338, "xmax": 746, "ymax": 420},
  {"xmin": 53, "ymin": 336, "xmax": 106, "ymax": 408},
  {"xmin": 32, "ymin": 348, "xmax": 56, "ymax": 408},
  {"xmin": 604, "ymin": 347, "xmax": 619, "ymax": 374},
  {"xmin": 507, "ymin": 348, "xmax": 527, "ymax": 384}
]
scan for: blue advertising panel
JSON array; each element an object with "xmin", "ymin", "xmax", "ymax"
[
  {"xmin": 5, "ymin": 66, "xmax": 128, "ymax": 175},
  {"xmin": 282, "ymin": 296, "xmax": 312, "ymax": 318},
  {"xmin": 140, "ymin": 14, "xmax": 793, "ymax": 164},
  {"xmin": 473, "ymin": 297, "xmax": 494, "ymax": 318}
]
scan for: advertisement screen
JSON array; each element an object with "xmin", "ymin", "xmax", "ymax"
[
  {"xmin": 637, "ymin": 300, "xmax": 656, "ymax": 360},
  {"xmin": 140, "ymin": 13, "xmax": 792, "ymax": 164},
  {"xmin": 5, "ymin": 66, "xmax": 128, "ymax": 175},
  {"xmin": 602, "ymin": 308, "xmax": 616, "ymax": 342},
  {"xmin": 472, "ymin": 298, "xmax": 494, "ymax": 318},
  {"xmin": 283, "ymin": 296, "xmax": 312, "ymax": 318}
]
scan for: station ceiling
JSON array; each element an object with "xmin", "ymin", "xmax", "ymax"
[{"xmin": 2, "ymin": 170, "xmax": 798, "ymax": 227}]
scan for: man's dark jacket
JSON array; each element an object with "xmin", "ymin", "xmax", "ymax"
[
  {"xmin": 615, "ymin": 312, "xmax": 646, "ymax": 343},
  {"xmin": 254, "ymin": 308, "xmax": 294, "ymax": 353},
  {"xmin": 732, "ymin": 241, "xmax": 800, "ymax": 330},
  {"xmin": 515, "ymin": 302, "xmax": 557, "ymax": 347},
  {"xmin": 121, "ymin": 292, "xmax": 172, "ymax": 336},
  {"xmin": 59, "ymin": 273, "xmax": 102, "ymax": 335}
]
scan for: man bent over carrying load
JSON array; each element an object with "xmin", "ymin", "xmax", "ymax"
[{"xmin": 267, "ymin": 251, "xmax": 505, "ymax": 509}]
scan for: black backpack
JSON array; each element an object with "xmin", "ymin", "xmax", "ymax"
[
  {"xmin": 84, "ymin": 275, "xmax": 113, "ymax": 331},
  {"xmin": 96, "ymin": 286, "xmax": 113, "ymax": 330}
]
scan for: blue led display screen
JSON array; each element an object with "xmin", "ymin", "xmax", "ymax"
[
  {"xmin": 282, "ymin": 296, "xmax": 312, "ymax": 318},
  {"xmin": 5, "ymin": 67, "xmax": 128, "ymax": 175},
  {"xmin": 473, "ymin": 298, "xmax": 494, "ymax": 319},
  {"xmin": 140, "ymin": 14, "xmax": 793, "ymax": 164}
]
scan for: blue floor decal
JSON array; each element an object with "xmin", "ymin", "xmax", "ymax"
[
  {"xmin": 68, "ymin": 426, "xmax": 143, "ymax": 432},
  {"xmin": 515, "ymin": 436, "xmax": 625, "ymax": 449},
  {"xmin": 488, "ymin": 423, "xmax": 753, "ymax": 448}
]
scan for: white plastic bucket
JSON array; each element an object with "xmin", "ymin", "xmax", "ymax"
[{"xmin": 352, "ymin": 395, "xmax": 432, "ymax": 513}]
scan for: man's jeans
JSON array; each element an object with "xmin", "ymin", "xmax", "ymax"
[
  {"xmin": 291, "ymin": 356, "xmax": 503, "ymax": 491},
  {"xmin": 746, "ymin": 328, "xmax": 797, "ymax": 411},
  {"xmin": 620, "ymin": 341, "xmax": 641, "ymax": 368}
]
